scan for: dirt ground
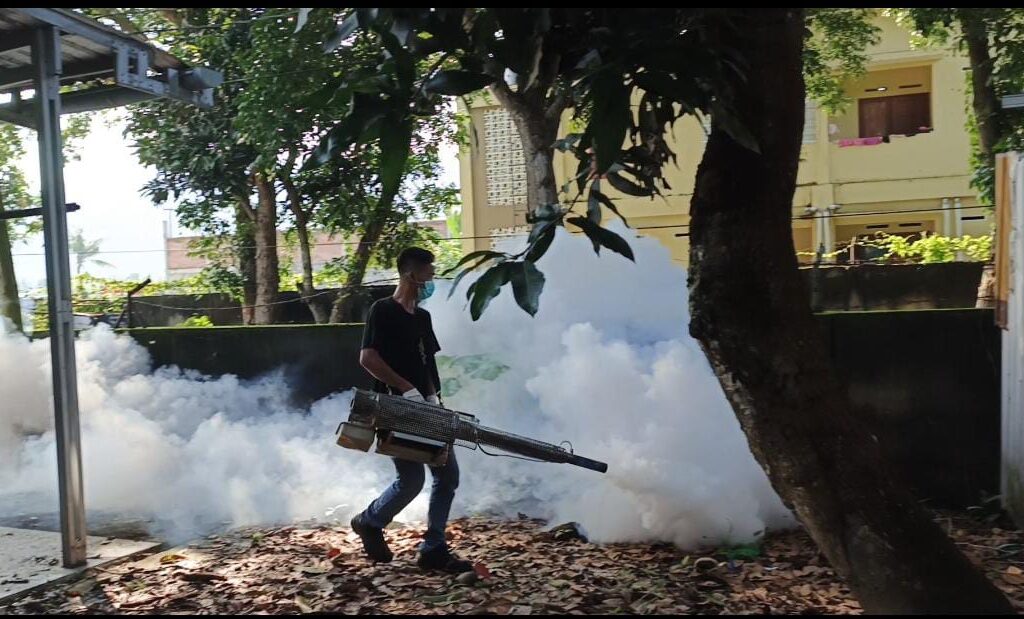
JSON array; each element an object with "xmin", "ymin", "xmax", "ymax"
[{"xmin": 2, "ymin": 509, "xmax": 1022, "ymax": 615}]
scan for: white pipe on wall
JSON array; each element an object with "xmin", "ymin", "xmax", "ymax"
[
  {"xmin": 954, "ymin": 197, "xmax": 965, "ymax": 238},
  {"xmin": 942, "ymin": 197, "xmax": 952, "ymax": 235}
]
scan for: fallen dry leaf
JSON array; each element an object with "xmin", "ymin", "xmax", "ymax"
[{"xmin": 2, "ymin": 510, "xmax": 1021, "ymax": 616}]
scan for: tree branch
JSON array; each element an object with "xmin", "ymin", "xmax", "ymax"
[
  {"xmin": 159, "ymin": 9, "xmax": 184, "ymax": 27},
  {"xmin": 545, "ymin": 87, "xmax": 570, "ymax": 126},
  {"xmin": 280, "ymin": 158, "xmax": 305, "ymax": 224},
  {"xmin": 488, "ymin": 77, "xmax": 524, "ymax": 116},
  {"xmin": 235, "ymin": 181, "xmax": 256, "ymax": 222}
]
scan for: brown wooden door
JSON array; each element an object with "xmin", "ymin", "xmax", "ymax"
[
  {"xmin": 890, "ymin": 93, "xmax": 931, "ymax": 135},
  {"xmin": 859, "ymin": 98, "xmax": 889, "ymax": 138},
  {"xmin": 858, "ymin": 93, "xmax": 931, "ymax": 138}
]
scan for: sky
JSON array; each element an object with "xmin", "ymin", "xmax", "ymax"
[{"xmin": 11, "ymin": 111, "xmax": 461, "ymax": 292}]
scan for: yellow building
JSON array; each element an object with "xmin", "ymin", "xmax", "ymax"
[{"xmin": 457, "ymin": 15, "xmax": 992, "ymax": 266}]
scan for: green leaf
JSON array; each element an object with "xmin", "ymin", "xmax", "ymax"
[
  {"xmin": 469, "ymin": 262, "xmax": 512, "ymax": 321},
  {"xmin": 447, "ymin": 253, "xmax": 501, "ymax": 299},
  {"xmin": 442, "ymin": 250, "xmax": 505, "ymax": 276},
  {"xmin": 591, "ymin": 188, "xmax": 629, "ymax": 227},
  {"xmin": 588, "ymin": 67, "xmax": 631, "ymax": 175},
  {"xmin": 527, "ymin": 203, "xmax": 562, "ymax": 225},
  {"xmin": 633, "ymin": 70, "xmax": 681, "ymax": 99},
  {"xmin": 574, "ymin": 49, "xmax": 602, "ymax": 74},
  {"xmin": 509, "ymin": 261, "xmax": 545, "ymax": 316},
  {"xmin": 295, "ymin": 8, "xmax": 312, "ymax": 33},
  {"xmin": 423, "ymin": 71, "xmax": 496, "ymax": 96},
  {"xmin": 575, "ymin": 155, "xmax": 591, "ymax": 196},
  {"xmin": 390, "ymin": 16, "xmax": 412, "ymax": 45},
  {"xmin": 305, "ymin": 99, "xmax": 386, "ymax": 170},
  {"xmin": 492, "ymin": 9, "xmax": 541, "ymax": 76},
  {"xmin": 305, "ymin": 123, "xmax": 345, "ymax": 168},
  {"xmin": 567, "ymin": 216, "xmax": 635, "ymax": 262},
  {"xmin": 605, "ymin": 171, "xmax": 653, "ymax": 197},
  {"xmin": 525, "ymin": 223, "xmax": 555, "ymax": 263},
  {"xmin": 355, "ymin": 8, "xmax": 380, "ymax": 28},
  {"xmin": 324, "ymin": 12, "xmax": 359, "ymax": 53},
  {"xmin": 356, "ymin": 111, "xmax": 387, "ymax": 144},
  {"xmin": 553, "ymin": 133, "xmax": 582, "ymax": 153},
  {"xmin": 587, "ymin": 180, "xmax": 603, "ymax": 225},
  {"xmin": 378, "ymin": 118, "xmax": 413, "ymax": 201},
  {"xmin": 710, "ymin": 101, "xmax": 760, "ymax": 154}
]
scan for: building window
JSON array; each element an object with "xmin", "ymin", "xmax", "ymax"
[{"xmin": 858, "ymin": 93, "xmax": 931, "ymax": 139}]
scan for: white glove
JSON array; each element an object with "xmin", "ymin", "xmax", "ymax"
[
  {"xmin": 426, "ymin": 394, "xmax": 440, "ymax": 406},
  {"xmin": 402, "ymin": 388, "xmax": 426, "ymax": 403}
]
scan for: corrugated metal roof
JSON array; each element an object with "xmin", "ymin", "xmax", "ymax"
[
  {"xmin": 0, "ymin": 8, "xmax": 219, "ymax": 126},
  {"xmin": 0, "ymin": 8, "xmax": 185, "ymax": 92}
]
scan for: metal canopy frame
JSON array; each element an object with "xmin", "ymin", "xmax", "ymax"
[
  {"xmin": 0, "ymin": 8, "xmax": 221, "ymax": 568},
  {"xmin": 0, "ymin": 8, "xmax": 221, "ymax": 129}
]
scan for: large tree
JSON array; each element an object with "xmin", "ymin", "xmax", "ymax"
[
  {"xmin": 686, "ymin": 9, "xmax": 1010, "ymax": 613},
  {"xmin": 121, "ymin": 8, "xmax": 272, "ymax": 321},
  {"xmin": 104, "ymin": 7, "xmax": 459, "ymax": 323},
  {"xmin": 305, "ymin": 8, "xmax": 1013, "ymax": 612},
  {"xmin": 0, "ymin": 123, "xmax": 30, "ymax": 331}
]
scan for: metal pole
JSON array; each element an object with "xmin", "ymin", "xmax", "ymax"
[{"xmin": 33, "ymin": 25, "xmax": 87, "ymax": 568}]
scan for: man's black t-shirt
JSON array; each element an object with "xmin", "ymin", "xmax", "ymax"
[{"xmin": 360, "ymin": 297, "xmax": 441, "ymax": 396}]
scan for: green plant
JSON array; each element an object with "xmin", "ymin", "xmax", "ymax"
[
  {"xmin": 180, "ymin": 315, "xmax": 214, "ymax": 327},
  {"xmin": 27, "ymin": 269, "xmax": 249, "ymax": 332},
  {"xmin": 861, "ymin": 232, "xmax": 993, "ymax": 264},
  {"xmin": 797, "ymin": 232, "xmax": 994, "ymax": 265}
]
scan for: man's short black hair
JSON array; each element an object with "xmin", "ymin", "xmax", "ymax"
[{"xmin": 396, "ymin": 247, "xmax": 435, "ymax": 274}]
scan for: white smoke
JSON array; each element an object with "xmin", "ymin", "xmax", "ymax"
[{"xmin": 0, "ymin": 224, "xmax": 792, "ymax": 546}]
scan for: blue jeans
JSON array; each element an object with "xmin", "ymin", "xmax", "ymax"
[{"xmin": 363, "ymin": 451, "xmax": 459, "ymax": 553}]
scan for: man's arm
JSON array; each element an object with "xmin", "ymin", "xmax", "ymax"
[{"xmin": 359, "ymin": 348, "xmax": 417, "ymax": 394}]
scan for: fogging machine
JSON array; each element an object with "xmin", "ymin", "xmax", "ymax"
[{"xmin": 336, "ymin": 389, "xmax": 607, "ymax": 474}]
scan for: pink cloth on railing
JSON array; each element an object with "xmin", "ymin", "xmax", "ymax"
[{"xmin": 837, "ymin": 136, "xmax": 884, "ymax": 147}]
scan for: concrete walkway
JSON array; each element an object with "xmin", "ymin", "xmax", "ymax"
[{"xmin": 0, "ymin": 527, "xmax": 160, "ymax": 604}]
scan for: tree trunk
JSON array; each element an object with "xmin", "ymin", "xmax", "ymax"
[
  {"xmin": 252, "ymin": 173, "xmax": 280, "ymax": 325},
  {"xmin": 489, "ymin": 81, "xmax": 566, "ymax": 211},
  {"xmin": 510, "ymin": 108, "xmax": 559, "ymax": 210},
  {"xmin": 329, "ymin": 212, "xmax": 386, "ymax": 323},
  {"xmin": 235, "ymin": 202, "xmax": 257, "ymax": 325},
  {"xmin": 687, "ymin": 8, "xmax": 1012, "ymax": 614},
  {"xmin": 0, "ymin": 194, "xmax": 22, "ymax": 332},
  {"xmin": 960, "ymin": 11, "xmax": 1001, "ymax": 167},
  {"xmin": 283, "ymin": 174, "xmax": 330, "ymax": 324}
]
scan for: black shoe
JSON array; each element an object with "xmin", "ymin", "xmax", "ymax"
[
  {"xmin": 416, "ymin": 546, "xmax": 474, "ymax": 574},
  {"xmin": 350, "ymin": 512, "xmax": 393, "ymax": 563}
]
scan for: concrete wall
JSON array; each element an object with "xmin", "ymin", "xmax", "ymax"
[
  {"xmin": 128, "ymin": 286, "xmax": 396, "ymax": 327},
  {"xmin": 802, "ymin": 262, "xmax": 986, "ymax": 312},
  {"xmin": 122, "ymin": 308, "xmax": 1001, "ymax": 507},
  {"xmin": 130, "ymin": 264, "xmax": 987, "ymax": 329},
  {"xmin": 121, "ymin": 324, "xmax": 372, "ymax": 407},
  {"xmin": 820, "ymin": 309, "xmax": 1000, "ymax": 507}
]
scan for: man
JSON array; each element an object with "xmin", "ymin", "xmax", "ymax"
[{"xmin": 350, "ymin": 247, "xmax": 474, "ymax": 574}]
